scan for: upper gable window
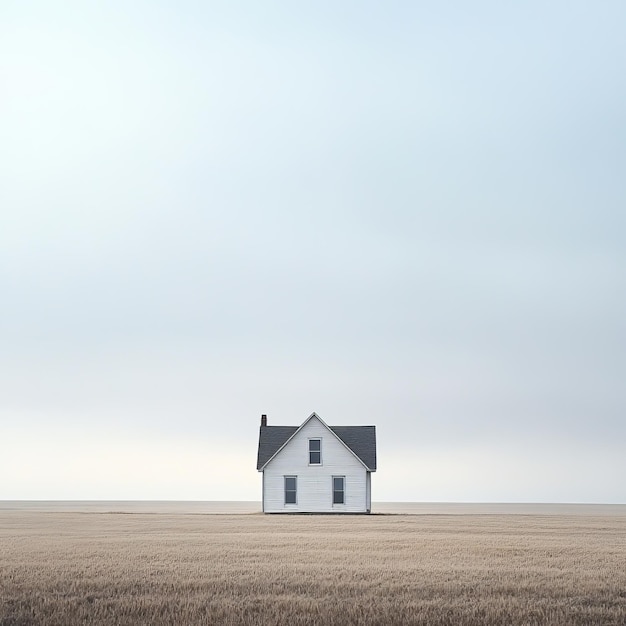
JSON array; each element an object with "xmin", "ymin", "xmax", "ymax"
[{"xmin": 309, "ymin": 439, "xmax": 321, "ymax": 465}]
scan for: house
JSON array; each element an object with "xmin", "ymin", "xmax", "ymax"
[{"xmin": 256, "ymin": 412, "xmax": 377, "ymax": 513}]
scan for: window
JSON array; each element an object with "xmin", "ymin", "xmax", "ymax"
[
  {"xmin": 285, "ymin": 476, "xmax": 297, "ymax": 504},
  {"xmin": 333, "ymin": 476, "xmax": 345, "ymax": 504},
  {"xmin": 309, "ymin": 439, "xmax": 321, "ymax": 464}
]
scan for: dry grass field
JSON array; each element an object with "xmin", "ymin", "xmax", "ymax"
[{"xmin": 1, "ymin": 511, "xmax": 625, "ymax": 625}]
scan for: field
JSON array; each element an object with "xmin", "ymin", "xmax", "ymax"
[{"xmin": 1, "ymin": 509, "xmax": 625, "ymax": 625}]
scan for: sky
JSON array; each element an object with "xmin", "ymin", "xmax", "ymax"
[{"xmin": 1, "ymin": 1, "xmax": 625, "ymax": 502}]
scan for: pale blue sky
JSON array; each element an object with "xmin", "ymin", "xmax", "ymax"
[{"xmin": 1, "ymin": 1, "xmax": 625, "ymax": 501}]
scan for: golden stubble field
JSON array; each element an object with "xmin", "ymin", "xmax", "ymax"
[{"xmin": 1, "ymin": 512, "xmax": 625, "ymax": 625}]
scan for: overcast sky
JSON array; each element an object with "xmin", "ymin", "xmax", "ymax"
[{"xmin": 1, "ymin": 1, "xmax": 625, "ymax": 502}]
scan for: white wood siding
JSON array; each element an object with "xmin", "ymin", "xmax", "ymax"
[{"xmin": 263, "ymin": 416, "xmax": 368, "ymax": 513}]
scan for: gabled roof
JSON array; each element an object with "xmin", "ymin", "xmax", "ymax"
[{"xmin": 256, "ymin": 413, "xmax": 377, "ymax": 471}]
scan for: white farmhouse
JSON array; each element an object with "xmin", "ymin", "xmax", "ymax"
[{"xmin": 256, "ymin": 412, "xmax": 377, "ymax": 513}]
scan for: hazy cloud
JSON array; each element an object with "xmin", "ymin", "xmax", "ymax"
[{"xmin": 1, "ymin": 1, "xmax": 624, "ymax": 501}]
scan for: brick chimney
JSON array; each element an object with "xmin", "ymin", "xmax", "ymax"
[{"xmin": 261, "ymin": 414, "xmax": 267, "ymax": 427}]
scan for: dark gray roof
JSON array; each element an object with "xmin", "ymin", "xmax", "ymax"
[
  {"xmin": 329, "ymin": 426, "xmax": 377, "ymax": 470},
  {"xmin": 256, "ymin": 426, "xmax": 297, "ymax": 470},
  {"xmin": 257, "ymin": 424, "xmax": 377, "ymax": 471}
]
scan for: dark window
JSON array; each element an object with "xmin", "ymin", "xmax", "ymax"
[
  {"xmin": 333, "ymin": 476, "xmax": 345, "ymax": 504},
  {"xmin": 309, "ymin": 439, "xmax": 321, "ymax": 464},
  {"xmin": 285, "ymin": 476, "xmax": 297, "ymax": 504}
]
